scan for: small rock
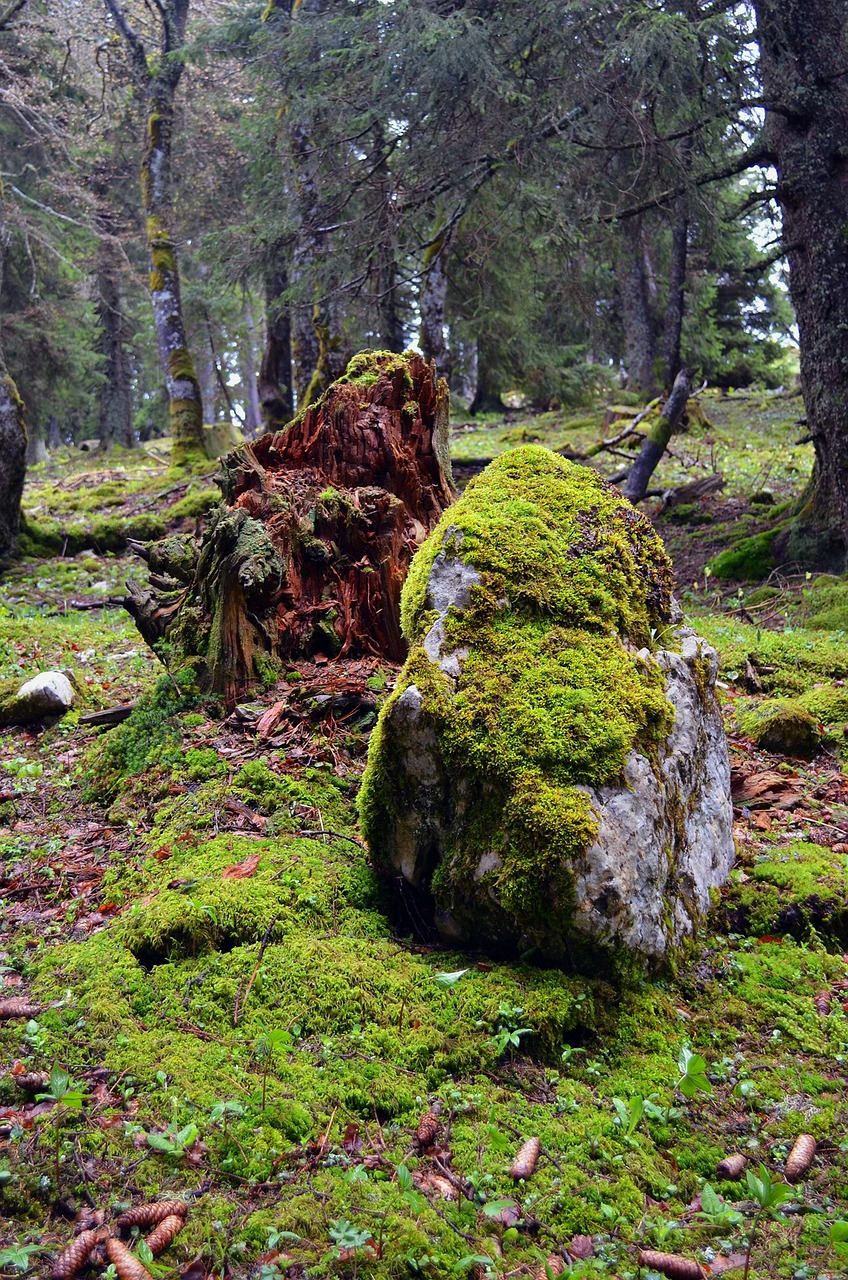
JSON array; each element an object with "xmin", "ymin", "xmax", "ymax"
[
  {"xmin": 0, "ymin": 671, "xmax": 76, "ymax": 725},
  {"xmin": 749, "ymin": 490, "xmax": 776, "ymax": 506},
  {"xmin": 738, "ymin": 698, "xmax": 822, "ymax": 759}
]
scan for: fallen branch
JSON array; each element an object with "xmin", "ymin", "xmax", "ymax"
[{"xmin": 79, "ymin": 702, "xmax": 138, "ymax": 727}]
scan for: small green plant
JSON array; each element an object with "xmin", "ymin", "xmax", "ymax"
[
  {"xmin": 611, "ymin": 1095, "xmax": 644, "ymax": 1138},
  {"xmin": 209, "ymin": 1099, "xmax": 245, "ymax": 1144},
  {"xmin": 486, "ymin": 1004, "xmax": 532, "ymax": 1057},
  {"xmin": 1, "ymin": 757, "xmax": 43, "ymax": 795},
  {"xmin": 830, "ymin": 1220, "xmax": 848, "ymax": 1263},
  {"xmin": 743, "ymin": 1164, "xmax": 793, "ymax": 1280},
  {"xmin": 328, "ymin": 1217, "xmax": 374, "ymax": 1257},
  {"xmin": 36, "ymin": 1064, "xmax": 88, "ymax": 1188},
  {"xmin": 0, "ymin": 1244, "xmax": 42, "ymax": 1273},
  {"xmin": 675, "ymin": 1045, "xmax": 713, "ymax": 1100},
  {"xmin": 145, "ymin": 1122, "xmax": 199, "ymax": 1158},
  {"xmin": 698, "ymin": 1182, "xmax": 744, "ymax": 1230},
  {"xmin": 253, "ymin": 1026, "xmax": 296, "ymax": 1110}
]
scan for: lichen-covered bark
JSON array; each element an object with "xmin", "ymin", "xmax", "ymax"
[
  {"xmin": 623, "ymin": 367, "xmax": 693, "ymax": 503},
  {"xmin": 96, "ymin": 241, "xmax": 135, "ymax": 448},
  {"xmin": 126, "ymin": 351, "xmax": 456, "ymax": 707},
  {"xmin": 0, "ymin": 368, "xmax": 27, "ymax": 558},
  {"xmin": 755, "ymin": 0, "xmax": 848, "ymax": 567}
]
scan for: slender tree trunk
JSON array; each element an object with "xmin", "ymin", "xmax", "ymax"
[
  {"xmin": 240, "ymin": 294, "xmax": 263, "ymax": 436},
  {"xmin": 105, "ymin": 0, "xmax": 205, "ymax": 466},
  {"xmin": 661, "ymin": 201, "xmax": 688, "ymax": 389},
  {"xmin": 96, "ymin": 242, "xmax": 135, "ymax": 447},
  {"xmin": 259, "ymin": 270, "xmax": 294, "ymax": 429},
  {"xmin": 754, "ymin": 0, "xmax": 848, "ymax": 568},
  {"xmin": 619, "ymin": 217, "xmax": 658, "ymax": 396},
  {"xmin": 419, "ymin": 228, "xmax": 452, "ymax": 379},
  {"xmin": 469, "ymin": 339, "xmax": 505, "ymax": 415},
  {"xmin": 0, "ymin": 366, "xmax": 27, "ymax": 558},
  {"xmin": 623, "ymin": 367, "xmax": 693, "ymax": 503}
]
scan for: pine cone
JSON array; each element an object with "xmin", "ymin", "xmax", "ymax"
[
  {"xmin": 145, "ymin": 1214, "xmax": 185, "ymax": 1256},
  {"xmin": 533, "ymin": 1255, "xmax": 564, "ymax": 1279},
  {"xmin": 116, "ymin": 1200, "xmax": 189, "ymax": 1229},
  {"xmin": 52, "ymin": 1229, "xmax": 106, "ymax": 1280},
  {"xmin": 11, "ymin": 1068, "xmax": 51, "ymax": 1093},
  {"xmin": 637, "ymin": 1250, "xmax": 705, "ymax": 1279},
  {"xmin": 0, "ymin": 997, "xmax": 41, "ymax": 1020},
  {"xmin": 510, "ymin": 1136, "xmax": 540, "ymax": 1180},
  {"xmin": 415, "ymin": 1111, "xmax": 440, "ymax": 1148},
  {"xmin": 105, "ymin": 1238, "xmax": 154, "ymax": 1280},
  {"xmin": 716, "ymin": 1152, "xmax": 747, "ymax": 1180},
  {"xmin": 785, "ymin": 1133, "xmax": 816, "ymax": 1182}
]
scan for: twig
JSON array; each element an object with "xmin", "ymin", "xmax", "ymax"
[
  {"xmin": 295, "ymin": 829, "xmax": 365, "ymax": 849},
  {"xmin": 182, "ymin": 966, "xmax": 213, "ymax": 1010},
  {"xmin": 233, "ymin": 915, "xmax": 280, "ymax": 1026}
]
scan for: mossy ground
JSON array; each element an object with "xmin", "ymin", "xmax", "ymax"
[{"xmin": 1, "ymin": 391, "xmax": 848, "ymax": 1279}]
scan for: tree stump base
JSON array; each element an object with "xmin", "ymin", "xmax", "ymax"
[{"xmin": 126, "ymin": 351, "xmax": 457, "ymax": 707}]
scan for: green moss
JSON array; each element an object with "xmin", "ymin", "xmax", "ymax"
[
  {"xmin": 708, "ymin": 529, "xmax": 780, "ymax": 580},
  {"xmin": 800, "ymin": 575, "xmax": 848, "ymax": 630},
  {"xmin": 716, "ymin": 841, "xmax": 848, "ymax": 946},
  {"xmin": 17, "ymin": 510, "xmax": 166, "ymax": 557},
  {"xmin": 169, "ymin": 487, "xmax": 219, "ymax": 520},
  {"xmin": 737, "ymin": 697, "xmax": 822, "ymax": 758}
]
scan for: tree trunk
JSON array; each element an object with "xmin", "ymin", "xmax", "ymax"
[
  {"xmin": 620, "ymin": 217, "xmax": 658, "ymax": 396},
  {"xmin": 96, "ymin": 242, "xmax": 135, "ymax": 448},
  {"xmin": 259, "ymin": 270, "xmax": 294, "ymax": 429},
  {"xmin": 754, "ymin": 0, "xmax": 848, "ymax": 568},
  {"xmin": 0, "ymin": 366, "xmax": 27, "ymax": 559},
  {"xmin": 622, "ymin": 367, "xmax": 693, "ymax": 503},
  {"xmin": 240, "ymin": 294, "xmax": 263, "ymax": 436},
  {"xmin": 126, "ymin": 351, "xmax": 457, "ymax": 708},
  {"xmin": 419, "ymin": 228, "xmax": 452, "ymax": 380}
]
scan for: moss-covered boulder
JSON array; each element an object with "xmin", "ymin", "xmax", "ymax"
[
  {"xmin": 360, "ymin": 446, "xmax": 734, "ymax": 970},
  {"xmin": 0, "ymin": 670, "xmax": 76, "ymax": 725},
  {"xmin": 737, "ymin": 698, "xmax": 823, "ymax": 759}
]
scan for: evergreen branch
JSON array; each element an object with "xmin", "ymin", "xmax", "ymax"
[
  {"xmin": 599, "ymin": 140, "xmax": 773, "ymax": 222},
  {"xmin": 0, "ymin": 0, "xmax": 26, "ymax": 32}
]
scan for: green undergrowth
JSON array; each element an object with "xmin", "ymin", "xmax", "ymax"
[
  {"xmin": 717, "ymin": 840, "xmax": 848, "ymax": 947},
  {"xmin": 696, "ymin": 615, "xmax": 848, "ymax": 695}
]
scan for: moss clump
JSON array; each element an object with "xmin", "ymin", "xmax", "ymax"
[
  {"xmin": 798, "ymin": 683, "xmax": 848, "ymax": 728},
  {"xmin": 737, "ymin": 697, "xmax": 822, "ymax": 758},
  {"xmin": 169, "ymin": 487, "xmax": 219, "ymax": 520},
  {"xmin": 716, "ymin": 841, "xmax": 848, "ymax": 946},
  {"xmin": 17, "ymin": 510, "xmax": 166, "ymax": 557},
  {"xmin": 801, "ymin": 576, "xmax": 848, "ymax": 630},
  {"xmin": 708, "ymin": 529, "xmax": 780, "ymax": 581},
  {"xmin": 362, "ymin": 446, "xmax": 676, "ymax": 960}
]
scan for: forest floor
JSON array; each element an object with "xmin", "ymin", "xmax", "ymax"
[{"xmin": 1, "ymin": 389, "xmax": 847, "ymax": 1280}]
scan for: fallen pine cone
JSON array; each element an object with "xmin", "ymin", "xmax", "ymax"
[
  {"xmin": 510, "ymin": 1135, "xmax": 540, "ymax": 1180},
  {"xmin": 813, "ymin": 989, "xmax": 832, "ymax": 1016},
  {"xmin": 637, "ymin": 1250, "xmax": 705, "ymax": 1279},
  {"xmin": 10, "ymin": 1067, "xmax": 51, "ymax": 1093},
  {"xmin": 145, "ymin": 1213, "xmax": 185, "ymax": 1256},
  {"xmin": 0, "ymin": 997, "xmax": 41, "ymax": 1020},
  {"xmin": 533, "ymin": 1255, "xmax": 564, "ymax": 1279},
  {"xmin": 52, "ymin": 1228, "xmax": 106, "ymax": 1280},
  {"xmin": 105, "ymin": 1238, "xmax": 154, "ymax": 1280},
  {"xmin": 116, "ymin": 1200, "xmax": 189, "ymax": 1229},
  {"xmin": 785, "ymin": 1133, "xmax": 816, "ymax": 1182},
  {"xmin": 716, "ymin": 1152, "xmax": 747, "ymax": 1180},
  {"xmin": 415, "ymin": 1111, "xmax": 440, "ymax": 1149}
]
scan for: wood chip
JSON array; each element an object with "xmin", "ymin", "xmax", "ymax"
[{"xmin": 637, "ymin": 1250, "xmax": 705, "ymax": 1279}]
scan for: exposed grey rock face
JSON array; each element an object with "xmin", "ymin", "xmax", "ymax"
[{"xmin": 1, "ymin": 671, "xmax": 76, "ymax": 725}]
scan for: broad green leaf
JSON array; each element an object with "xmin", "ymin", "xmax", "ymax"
[{"xmin": 434, "ymin": 969, "xmax": 469, "ymax": 988}]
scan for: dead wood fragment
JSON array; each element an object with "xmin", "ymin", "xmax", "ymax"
[
  {"xmin": 0, "ymin": 996, "xmax": 41, "ymax": 1020},
  {"xmin": 105, "ymin": 1238, "xmax": 154, "ymax": 1280},
  {"xmin": 145, "ymin": 1213, "xmax": 185, "ymax": 1255},
  {"xmin": 415, "ymin": 1111, "xmax": 440, "ymax": 1149},
  {"xmin": 52, "ymin": 1228, "xmax": 106, "ymax": 1280},
  {"xmin": 116, "ymin": 1200, "xmax": 189, "ymax": 1229},
  {"xmin": 716, "ymin": 1152, "xmax": 747, "ymax": 1180},
  {"xmin": 125, "ymin": 351, "xmax": 456, "ymax": 709},
  {"xmin": 785, "ymin": 1133, "xmax": 816, "ymax": 1181},
  {"xmin": 79, "ymin": 702, "xmax": 137, "ymax": 727},
  {"xmin": 510, "ymin": 1135, "xmax": 540, "ymax": 1180},
  {"xmin": 636, "ymin": 1250, "xmax": 705, "ymax": 1279}
]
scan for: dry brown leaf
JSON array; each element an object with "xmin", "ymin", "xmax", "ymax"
[
  {"xmin": 145, "ymin": 1214, "xmax": 185, "ymax": 1256},
  {"xmin": 510, "ymin": 1135, "xmax": 540, "ymax": 1180},
  {"xmin": 533, "ymin": 1255, "xmax": 565, "ymax": 1278},
  {"xmin": 637, "ymin": 1250, "xmax": 705, "ymax": 1279},
  {"xmin": 52, "ymin": 1228, "xmax": 106, "ymax": 1280},
  {"xmin": 222, "ymin": 853, "xmax": 261, "ymax": 879},
  {"xmin": 708, "ymin": 1254, "xmax": 748, "ymax": 1275},
  {"xmin": 568, "ymin": 1235, "xmax": 594, "ymax": 1260},
  {"xmin": 785, "ymin": 1133, "xmax": 816, "ymax": 1182},
  {"xmin": 105, "ymin": 1238, "xmax": 154, "ymax": 1280}
]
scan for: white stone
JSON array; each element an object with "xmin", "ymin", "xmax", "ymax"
[{"xmin": 7, "ymin": 671, "xmax": 76, "ymax": 723}]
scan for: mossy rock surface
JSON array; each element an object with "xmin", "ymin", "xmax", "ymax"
[
  {"xmin": 716, "ymin": 841, "xmax": 848, "ymax": 947},
  {"xmin": 361, "ymin": 446, "xmax": 734, "ymax": 968},
  {"xmin": 737, "ymin": 697, "xmax": 823, "ymax": 759}
]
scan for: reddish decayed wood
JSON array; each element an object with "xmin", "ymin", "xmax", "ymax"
[
  {"xmin": 116, "ymin": 1199, "xmax": 189, "ymax": 1229},
  {"xmin": 105, "ymin": 1238, "xmax": 155, "ymax": 1280},
  {"xmin": 785, "ymin": 1133, "xmax": 817, "ymax": 1182},
  {"xmin": 145, "ymin": 1213, "xmax": 185, "ymax": 1256},
  {"xmin": 637, "ymin": 1250, "xmax": 705, "ymax": 1279},
  {"xmin": 510, "ymin": 1135, "xmax": 541, "ymax": 1180},
  {"xmin": 716, "ymin": 1152, "xmax": 747, "ymax": 1180},
  {"xmin": 52, "ymin": 1228, "xmax": 105, "ymax": 1280}
]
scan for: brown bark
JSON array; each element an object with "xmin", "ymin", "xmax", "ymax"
[
  {"xmin": 620, "ymin": 216, "xmax": 658, "ymax": 396},
  {"xmin": 0, "ymin": 367, "xmax": 27, "ymax": 559},
  {"xmin": 126, "ymin": 351, "xmax": 456, "ymax": 708},
  {"xmin": 622, "ymin": 367, "xmax": 693, "ymax": 503},
  {"xmin": 754, "ymin": 0, "xmax": 848, "ymax": 568},
  {"xmin": 419, "ymin": 228, "xmax": 453, "ymax": 380},
  {"xmin": 258, "ymin": 271, "xmax": 294, "ymax": 429}
]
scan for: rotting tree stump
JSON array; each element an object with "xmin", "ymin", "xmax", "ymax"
[{"xmin": 126, "ymin": 351, "xmax": 457, "ymax": 708}]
